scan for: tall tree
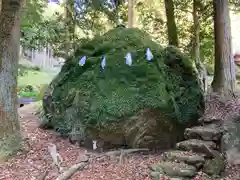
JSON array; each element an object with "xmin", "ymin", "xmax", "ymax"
[
  {"xmin": 211, "ymin": 0, "xmax": 236, "ymax": 96},
  {"xmin": 164, "ymin": 0, "xmax": 178, "ymax": 47},
  {"xmin": 128, "ymin": 0, "xmax": 134, "ymax": 28},
  {"xmin": 193, "ymin": 0, "xmax": 207, "ymax": 91},
  {"xmin": 63, "ymin": 0, "xmax": 76, "ymax": 54},
  {"xmin": 192, "ymin": 0, "xmax": 200, "ymax": 66},
  {"xmin": 0, "ymin": 0, "xmax": 23, "ymax": 158}
]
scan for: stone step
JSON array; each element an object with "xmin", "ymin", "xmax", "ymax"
[
  {"xmin": 149, "ymin": 161, "xmax": 197, "ymax": 178},
  {"xmin": 198, "ymin": 115, "xmax": 223, "ymax": 124},
  {"xmin": 184, "ymin": 124, "xmax": 224, "ymax": 141},
  {"xmin": 163, "ymin": 150, "xmax": 205, "ymax": 167},
  {"xmin": 202, "ymin": 155, "xmax": 225, "ymax": 176},
  {"xmin": 176, "ymin": 139, "xmax": 216, "ymax": 158}
]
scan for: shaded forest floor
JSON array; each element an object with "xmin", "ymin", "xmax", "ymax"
[{"xmin": 0, "ymin": 104, "xmax": 239, "ymax": 180}]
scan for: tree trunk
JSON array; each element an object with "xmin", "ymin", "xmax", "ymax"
[
  {"xmin": 64, "ymin": 0, "xmax": 75, "ymax": 55},
  {"xmin": 0, "ymin": 0, "xmax": 22, "ymax": 158},
  {"xmin": 193, "ymin": 0, "xmax": 200, "ymax": 65},
  {"xmin": 164, "ymin": 0, "xmax": 179, "ymax": 47},
  {"xmin": 193, "ymin": 0, "xmax": 207, "ymax": 91},
  {"xmin": 211, "ymin": 0, "xmax": 236, "ymax": 96},
  {"xmin": 128, "ymin": 0, "xmax": 134, "ymax": 28}
]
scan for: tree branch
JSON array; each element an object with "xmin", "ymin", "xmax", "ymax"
[
  {"xmin": 46, "ymin": 143, "xmax": 149, "ymax": 180},
  {"xmin": 55, "ymin": 161, "xmax": 89, "ymax": 180}
]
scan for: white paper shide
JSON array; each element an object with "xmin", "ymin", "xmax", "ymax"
[
  {"xmin": 125, "ymin": 52, "xmax": 132, "ymax": 66},
  {"xmin": 79, "ymin": 56, "xmax": 87, "ymax": 66}
]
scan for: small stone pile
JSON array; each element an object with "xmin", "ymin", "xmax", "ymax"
[{"xmin": 150, "ymin": 119, "xmax": 226, "ymax": 180}]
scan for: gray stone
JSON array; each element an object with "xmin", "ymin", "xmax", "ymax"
[
  {"xmin": 153, "ymin": 161, "xmax": 197, "ymax": 177},
  {"xmin": 221, "ymin": 118, "xmax": 240, "ymax": 165},
  {"xmin": 163, "ymin": 150, "xmax": 205, "ymax": 166},
  {"xmin": 150, "ymin": 171, "xmax": 160, "ymax": 180},
  {"xmin": 176, "ymin": 139, "xmax": 216, "ymax": 158},
  {"xmin": 202, "ymin": 155, "xmax": 225, "ymax": 176},
  {"xmin": 149, "ymin": 164, "xmax": 164, "ymax": 173},
  {"xmin": 198, "ymin": 117, "xmax": 222, "ymax": 124},
  {"xmin": 184, "ymin": 124, "xmax": 224, "ymax": 141}
]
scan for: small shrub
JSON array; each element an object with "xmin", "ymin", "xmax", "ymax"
[
  {"xmin": 17, "ymin": 85, "xmax": 41, "ymax": 98},
  {"xmin": 18, "ymin": 91, "xmax": 38, "ymax": 98},
  {"xmin": 32, "ymin": 66, "xmax": 40, "ymax": 71}
]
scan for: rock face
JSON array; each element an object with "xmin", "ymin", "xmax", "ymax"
[
  {"xmin": 222, "ymin": 117, "xmax": 240, "ymax": 165},
  {"xmin": 150, "ymin": 114, "xmax": 226, "ymax": 179},
  {"xmin": 162, "ymin": 150, "xmax": 205, "ymax": 166},
  {"xmin": 176, "ymin": 139, "xmax": 217, "ymax": 158},
  {"xmin": 198, "ymin": 93, "xmax": 240, "ymax": 165},
  {"xmin": 41, "ymin": 28, "xmax": 204, "ymax": 149},
  {"xmin": 150, "ymin": 161, "xmax": 197, "ymax": 177},
  {"xmin": 148, "ymin": 94, "xmax": 240, "ymax": 179},
  {"xmin": 184, "ymin": 124, "xmax": 224, "ymax": 141}
]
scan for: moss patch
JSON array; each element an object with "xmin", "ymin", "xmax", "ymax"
[
  {"xmin": 42, "ymin": 28, "xmax": 204, "ymax": 147},
  {"xmin": 0, "ymin": 133, "xmax": 23, "ymax": 161}
]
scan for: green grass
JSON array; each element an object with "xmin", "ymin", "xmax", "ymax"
[
  {"xmin": 17, "ymin": 69, "xmax": 57, "ymax": 99},
  {"xmin": 18, "ymin": 91, "xmax": 38, "ymax": 98},
  {"xmin": 18, "ymin": 70, "xmax": 56, "ymax": 87},
  {"xmin": 18, "ymin": 57, "xmax": 59, "ymax": 87},
  {"xmin": 17, "ymin": 59, "xmax": 59, "ymax": 99}
]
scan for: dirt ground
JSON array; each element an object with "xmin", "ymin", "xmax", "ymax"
[{"xmin": 0, "ymin": 104, "xmax": 239, "ymax": 180}]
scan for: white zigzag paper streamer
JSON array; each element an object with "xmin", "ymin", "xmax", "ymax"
[
  {"xmin": 146, "ymin": 48, "xmax": 153, "ymax": 61},
  {"xmin": 79, "ymin": 56, "xmax": 87, "ymax": 66},
  {"xmin": 125, "ymin": 52, "xmax": 132, "ymax": 66},
  {"xmin": 101, "ymin": 56, "xmax": 106, "ymax": 69}
]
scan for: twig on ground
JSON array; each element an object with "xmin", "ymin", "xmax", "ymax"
[
  {"xmin": 105, "ymin": 148, "xmax": 149, "ymax": 156},
  {"xmin": 55, "ymin": 161, "xmax": 89, "ymax": 180},
  {"xmin": 86, "ymin": 148, "xmax": 149, "ymax": 163},
  {"xmin": 96, "ymin": 148, "xmax": 150, "ymax": 158},
  {"xmin": 46, "ymin": 146, "xmax": 149, "ymax": 180},
  {"xmin": 85, "ymin": 148, "xmax": 149, "ymax": 157},
  {"xmin": 38, "ymin": 169, "xmax": 50, "ymax": 180},
  {"xmin": 47, "ymin": 143, "xmax": 90, "ymax": 180}
]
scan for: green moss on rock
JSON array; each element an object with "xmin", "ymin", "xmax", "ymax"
[{"xmin": 42, "ymin": 28, "xmax": 204, "ymax": 148}]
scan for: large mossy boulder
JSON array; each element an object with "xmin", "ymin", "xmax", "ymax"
[{"xmin": 41, "ymin": 28, "xmax": 204, "ymax": 149}]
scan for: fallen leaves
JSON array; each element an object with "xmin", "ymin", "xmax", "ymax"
[
  {"xmin": 0, "ymin": 106, "xmax": 159, "ymax": 180},
  {"xmin": 0, "ymin": 105, "xmax": 239, "ymax": 180}
]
